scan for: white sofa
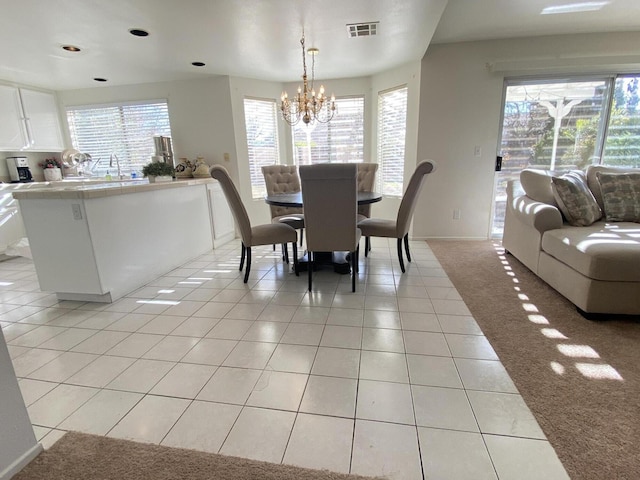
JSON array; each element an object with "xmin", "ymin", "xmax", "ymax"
[{"xmin": 503, "ymin": 166, "xmax": 640, "ymax": 316}]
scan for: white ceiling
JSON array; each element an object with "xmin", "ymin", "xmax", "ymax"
[{"xmin": 0, "ymin": 0, "xmax": 639, "ymax": 91}]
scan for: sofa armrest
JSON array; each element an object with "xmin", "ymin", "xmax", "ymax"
[{"xmin": 507, "ymin": 180, "xmax": 563, "ymax": 233}]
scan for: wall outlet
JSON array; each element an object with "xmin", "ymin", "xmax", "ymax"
[
  {"xmin": 71, "ymin": 203, "xmax": 83, "ymax": 220},
  {"xmin": 223, "ymin": 153, "xmax": 230, "ymax": 162},
  {"xmin": 453, "ymin": 209, "xmax": 461, "ymax": 220}
]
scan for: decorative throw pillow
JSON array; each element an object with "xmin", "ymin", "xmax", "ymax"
[
  {"xmin": 551, "ymin": 171, "xmax": 602, "ymax": 226},
  {"xmin": 596, "ymin": 172, "xmax": 640, "ymax": 222},
  {"xmin": 520, "ymin": 169, "xmax": 558, "ymax": 206}
]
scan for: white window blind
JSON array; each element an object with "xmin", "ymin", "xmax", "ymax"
[
  {"xmin": 378, "ymin": 86, "xmax": 408, "ymax": 197},
  {"xmin": 292, "ymin": 96, "xmax": 364, "ymax": 165},
  {"xmin": 244, "ymin": 98, "xmax": 280, "ymax": 199},
  {"xmin": 66, "ymin": 101, "xmax": 171, "ymax": 177}
]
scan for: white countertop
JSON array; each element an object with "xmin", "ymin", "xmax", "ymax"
[{"xmin": 9, "ymin": 177, "xmax": 214, "ymax": 200}]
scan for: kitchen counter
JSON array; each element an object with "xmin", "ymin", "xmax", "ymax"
[
  {"xmin": 14, "ymin": 177, "xmax": 234, "ymax": 303},
  {"xmin": 11, "ymin": 177, "xmax": 214, "ymax": 200}
]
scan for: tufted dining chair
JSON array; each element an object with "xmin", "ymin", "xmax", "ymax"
[
  {"xmin": 357, "ymin": 162, "xmax": 379, "ymax": 221},
  {"xmin": 300, "ymin": 163, "xmax": 361, "ymax": 292},
  {"xmin": 356, "ymin": 162, "xmax": 379, "ymax": 253},
  {"xmin": 210, "ymin": 165, "xmax": 298, "ymax": 283},
  {"xmin": 358, "ymin": 160, "xmax": 436, "ymax": 273},
  {"xmin": 262, "ymin": 165, "xmax": 305, "ymax": 262}
]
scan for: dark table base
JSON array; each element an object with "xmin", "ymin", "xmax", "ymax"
[{"xmin": 295, "ymin": 251, "xmax": 351, "ymax": 274}]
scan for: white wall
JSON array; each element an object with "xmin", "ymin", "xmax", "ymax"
[
  {"xmin": 415, "ymin": 31, "xmax": 640, "ymax": 240},
  {"xmin": 0, "ymin": 329, "xmax": 40, "ymax": 479}
]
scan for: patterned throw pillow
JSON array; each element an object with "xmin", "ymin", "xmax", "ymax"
[
  {"xmin": 551, "ymin": 171, "xmax": 602, "ymax": 226},
  {"xmin": 596, "ymin": 172, "xmax": 640, "ymax": 222}
]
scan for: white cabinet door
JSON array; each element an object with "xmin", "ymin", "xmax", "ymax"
[
  {"xmin": 0, "ymin": 85, "xmax": 27, "ymax": 150},
  {"xmin": 208, "ymin": 182, "xmax": 235, "ymax": 245},
  {"xmin": 19, "ymin": 89, "xmax": 63, "ymax": 151}
]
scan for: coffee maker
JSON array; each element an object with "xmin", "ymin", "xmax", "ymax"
[{"xmin": 6, "ymin": 157, "xmax": 34, "ymax": 183}]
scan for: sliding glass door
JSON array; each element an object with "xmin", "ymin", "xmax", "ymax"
[{"xmin": 492, "ymin": 75, "xmax": 640, "ymax": 236}]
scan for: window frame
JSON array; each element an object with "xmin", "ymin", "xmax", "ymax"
[
  {"xmin": 243, "ymin": 96, "xmax": 281, "ymax": 200},
  {"xmin": 377, "ymin": 84, "xmax": 409, "ymax": 198},
  {"xmin": 291, "ymin": 95, "xmax": 365, "ymax": 166},
  {"xmin": 66, "ymin": 99, "xmax": 172, "ymax": 177}
]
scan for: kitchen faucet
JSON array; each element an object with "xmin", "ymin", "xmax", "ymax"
[{"xmin": 109, "ymin": 154, "xmax": 123, "ymax": 179}]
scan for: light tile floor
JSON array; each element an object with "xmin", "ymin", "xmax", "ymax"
[{"xmin": 1, "ymin": 239, "xmax": 570, "ymax": 480}]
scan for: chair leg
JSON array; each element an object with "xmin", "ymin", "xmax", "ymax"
[
  {"xmin": 397, "ymin": 238, "xmax": 406, "ymax": 273},
  {"xmin": 243, "ymin": 247, "xmax": 252, "ymax": 283},
  {"xmin": 282, "ymin": 243, "xmax": 289, "ymax": 264},
  {"xmin": 404, "ymin": 234, "xmax": 412, "ymax": 262},
  {"xmin": 292, "ymin": 242, "xmax": 299, "ymax": 276},
  {"xmin": 308, "ymin": 251, "xmax": 313, "ymax": 291},
  {"xmin": 273, "ymin": 244, "xmax": 276, "ymax": 251},
  {"xmin": 299, "ymin": 228, "xmax": 304, "ymax": 247},
  {"xmin": 239, "ymin": 242, "xmax": 246, "ymax": 271},
  {"xmin": 351, "ymin": 248, "xmax": 358, "ymax": 292},
  {"xmin": 364, "ymin": 237, "xmax": 370, "ymax": 257}
]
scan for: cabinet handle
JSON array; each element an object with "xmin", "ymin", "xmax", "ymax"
[{"xmin": 24, "ymin": 117, "xmax": 35, "ymax": 146}]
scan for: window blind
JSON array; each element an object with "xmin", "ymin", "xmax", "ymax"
[
  {"xmin": 66, "ymin": 101, "xmax": 171, "ymax": 176},
  {"xmin": 292, "ymin": 96, "xmax": 365, "ymax": 165},
  {"xmin": 244, "ymin": 98, "xmax": 280, "ymax": 199},
  {"xmin": 378, "ymin": 86, "xmax": 408, "ymax": 197}
]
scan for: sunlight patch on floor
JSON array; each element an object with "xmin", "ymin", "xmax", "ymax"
[{"xmin": 493, "ymin": 242, "xmax": 624, "ymax": 382}]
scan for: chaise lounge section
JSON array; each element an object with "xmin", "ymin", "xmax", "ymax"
[{"xmin": 503, "ymin": 166, "xmax": 640, "ymax": 316}]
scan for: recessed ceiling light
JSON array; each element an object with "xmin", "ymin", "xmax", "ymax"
[
  {"xmin": 93, "ymin": 77, "xmax": 108, "ymax": 82},
  {"xmin": 129, "ymin": 28, "xmax": 149, "ymax": 37},
  {"xmin": 307, "ymin": 48, "xmax": 319, "ymax": 56},
  {"xmin": 191, "ymin": 61, "xmax": 206, "ymax": 67},
  {"xmin": 62, "ymin": 45, "xmax": 81, "ymax": 52},
  {"xmin": 541, "ymin": 2, "xmax": 609, "ymax": 14}
]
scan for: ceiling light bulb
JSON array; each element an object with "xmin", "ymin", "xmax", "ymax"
[{"xmin": 62, "ymin": 45, "xmax": 81, "ymax": 52}]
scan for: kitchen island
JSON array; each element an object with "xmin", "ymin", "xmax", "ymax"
[{"xmin": 12, "ymin": 178, "xmax": 234, "ymax": 302}]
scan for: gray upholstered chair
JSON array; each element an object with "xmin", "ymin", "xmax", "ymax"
[
  {"xmin": 261, "ymin": 165, "xmax": 305, "ymax": 262},
  {"xmin": 358, "ymin": 160, "xmax": 436, "ymax": 273},
  {"xmin": 299, "ymin": 163, "xmax": 361, "ymax": 292},
  {"xmin": 357, "ymin": 162, "xmax": 379, "ymax": 222},
  {"xmin": 210, "ymin": 165, "xmax": 298, "ymax": 283}
]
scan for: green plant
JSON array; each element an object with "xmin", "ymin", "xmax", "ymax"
[{"xmin": 142, "ymin": 161, "xmax": 175, "ymax": 177}]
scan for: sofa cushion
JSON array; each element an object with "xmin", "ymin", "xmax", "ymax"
[
  {"xmin": 586, "ymin": 165, "xmax": 640, "ymax": 210},
  {"xmin": 551, "ymin": 171, "xmax": 602, "ymax": 226},
  {"xmin": 541, "ymin": 222, "xmax": 640, "ymax": 281},
  {"xmin": 596, "ymin": 172, "xmax": 640, "ymax": 222},
  {"xmin": 520, "ymin": 169, "xmax": 558, "ymax": 206}
]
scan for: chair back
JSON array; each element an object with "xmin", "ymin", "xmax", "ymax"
[
  {"xmin": 396, "ymin": 160, "xmax": 436, "ymax": 236},
  {"xmin": 357, "ymin": 162, "xmax": 378, "ymax": 218},
  {"xmin": 261, "ymin": 165, "xmax": 303, "ymax": 218},
  {"xmin": 210, "ymin": 165, "xmax": 251, "ymax": 244},
  {"xmin": 300, "ymin": 163, "xmax": 358, "ymax": 252}
]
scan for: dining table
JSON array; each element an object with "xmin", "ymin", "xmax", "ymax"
[
  {"xmin": 264, "ymin": 190, "xmax": 383, "ymax": 274},
  {"xmin": 264, "ymin": 191, "xmax": 382, "ymax": 208}
]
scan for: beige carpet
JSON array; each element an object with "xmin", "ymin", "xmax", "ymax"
[
  {"xmin": 428, "ymin": 240, "xmax": 640, "ymax": 480},
  {"xmin": 14, "ymin": 432, "xmax": 379, "ymax": 480}
]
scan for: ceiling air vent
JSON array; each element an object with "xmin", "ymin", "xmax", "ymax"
[{"xmin": 347, "ymin": 22, "xmax": 379, "ymax": 38}]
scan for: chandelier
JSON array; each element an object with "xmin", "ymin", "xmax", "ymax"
[{"xmin": 280, "ymin": 32, "xmax": 336, "ymax": 126}]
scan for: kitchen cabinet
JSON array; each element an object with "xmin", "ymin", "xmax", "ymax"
[
  {"xmin": 14, "ymin": 178, "xmax": 235, "ymax": 303},
  {"xmin": 0, "ymin": 85, "xmax": 64, "ymax": 151}
]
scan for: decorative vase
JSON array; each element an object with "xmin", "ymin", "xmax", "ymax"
[
  {"xmin": 175, "ymin": 158, "xmax": 193, "ymax": 178},
  {"xmin": 43, "ymin": 167, "xmax": 62, "ymax": 181},
  {"xmin": 148, "ymin": 175, "xmax": 173, "ymax": 183},
  {"xmin": 192, "ymin": 157, "xmax": 210, "ymax": 178}
]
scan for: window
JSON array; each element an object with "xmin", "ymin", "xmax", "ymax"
[
  {"xmin": 602, "ymin": 76, "xmax": 640, "ymax": 167},
  {"xmin": 378, "ymin": 86, "xmax": 408, "ymax": 197},
  {"xmin": 292, "ymin": 96, "xmax": 364, "ymax": 165},
  {"xmin": 493, "ymin": 74, "xmax": 640, "ymax": 236},
  {"xmin": 244, "ymin": 97, "xmax": 280, "ymax": 199},
  {"xmin": 66, "ymin": 100, "xmax": 171, "ymax": 177}
]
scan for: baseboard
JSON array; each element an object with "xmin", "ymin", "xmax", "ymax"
[{"xmin": 0, "ymin": 443, "xmax": 43, "ymax": 480}]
